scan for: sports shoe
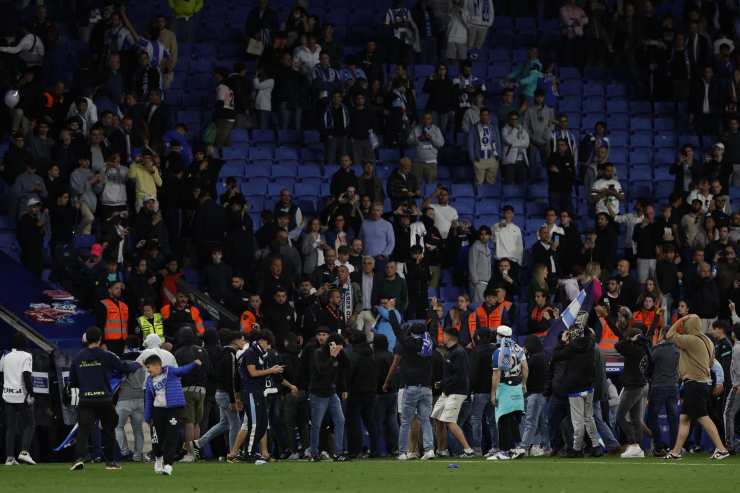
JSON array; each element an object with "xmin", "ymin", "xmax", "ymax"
[
  {"xmin": 436, "ymin": 449, "xmax": 450, "ymax": 457},
  {"xmin": 565, "ymin": 449, "xmax": 584, "ymax": 458},
  {"xmin": 420, "ymin": 450, "xmax": 435, "ymax": 461},
  {"xmin": 17, "ymin": 451, "xmax": 36, "ymax": 465},
  {"xmin": 484, "ymin": 448, "xmax": 499, "ymax": 458},
  {"xmin": 620, "ymin": 445, "xmax": 645, "ymax": 459},
  {"xmin": 320, "ymin": 451, "xmax": 332, "ymax": 461},
  {"xmin": 192, "ymin": 441, "xmax": 202, "ymax": 460},
  {"xmin": 178, "ymin": 454, "xmax": 195, "ymax": 463},
  {"xmin": 70, "ymin": 461, "xmax": 85, "ymax": 471},
  {"xmin": 162, "ymin": 465, "xmax": 173, "ymax": 476},
  {"xmin": 664, "ymin": 451, "xmax": 682, "ymax": 460},
  {"xmin": 154, "ymin": 457, "xmax": 164, "ymax": 474},
  {"xmin": 333, "ymin": 454, "xmax": 351, "ymax": 462},
  {"xmin": 487, "ymin": 451, "xmax": 510, "ymax": 461},
  {"xmin": 226, "ymin": 455, "xmax": 241, "ymax": 464},
  {"xmin": 653, "ymin": 447, "xmax": 668, "ymax": 458},
  {"xmin": 590, "ymin": 447, "xmax": 604, "ymax": 458},
  {"xmin": 509, "ymin": 448, "xmax": 526, "ymax": 460},
  {"xmin": 461, "ymin": 448, "xmax": 476, "ymax": 458},
  {"xmin": 710, "ymin": 449, "xmax": 730, "ymax": 460},
  {"xmin": 5, "ymin": 457, "xmax": 18, "ymax": 466},
  {"xmin": 529, "ymin": 445, "xmax": 545, "ymax": 457},
  {"xmin": 287, "ymin": 452, "xmax": 301, "ymax": 460},
  {"xmin": 407, "ymin": 452, "xmax": 419, "ymax": 459},
  {"xmin": 254, "ymin": 459, "xmax": 267, "ymax": 465},
  {"xmin": 688, "ymin": 445, "xmax": 703, "ymax": 454},
  {"xmin": 105, "ymin": 462, "xmax": 121, "ymax": 470},
  {"xmin": 397, "ymin": 453, "xmax": 411, "ymax": 461}
]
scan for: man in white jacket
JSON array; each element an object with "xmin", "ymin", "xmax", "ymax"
[
  {"xmin": 500, "ymin": 111, "xmax": 530, "ymax": 184},
  {"xmin": 464, "ymin": 0, "xmax": 494, "ymax": 51},
  {"xmin": 492, "ymin": 205, "xmax": 524, "ymax": 268}
]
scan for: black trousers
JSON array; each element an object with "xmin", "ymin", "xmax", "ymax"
[
  {"xmin": 498, "ymin": 411, "xmax": 522, "ymax": 451},
  {"xmin": 5, "ymin": 402, "xmax": 35, "ymax": 456},
  {"xmin": 347, "ymin": 393, "xmax": 378, "ymax": 456},
  {"xmin": 75, "ymin": 401, "xmax": 117, "ymax": 462},
  {"xmin": 151, "ymin": 407, "xmax": 181, "ymax": 466},
  {"xmin": 242, "ymin": 391, "xmax": 268, "ymax": 457}
]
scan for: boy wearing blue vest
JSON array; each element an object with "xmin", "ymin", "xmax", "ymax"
[{"xmin": 144, "ymin": 354, "xmax": 201, "ymax": 476}]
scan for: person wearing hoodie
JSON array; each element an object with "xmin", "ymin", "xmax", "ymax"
[
  {"xmin": 468, "ymin": 226, "xmax": 492, "ymax": 304},
  {"xmin": 373, "ymin": 334, "xmax": 399, "ymax": 456},
  {"xmin": 615, "ymin": 327, "xmax": 651, "ymax": 458},
  {"xmin": 137, "ymin": 333, "xmax": 178, "ymax": 368},
  {"xmin": 174, "ymin": 327, "xmax": 211, "ymax": 463},
  {"xmin": 468, "ymin": 328, "xmax": 498, "ymax": 456},
  {"xmin": 550, "ymin": 322, "xmax": 602, "ymax": 458},
  {"xmin": 115, "ymin": 336, "xmax": 147, "ymax": 462},
  {"xmin": 646, "ymin": 326, "xmax": 680, "ymax": 456},
  {"xmin": 346, "ymin": 330, "xmax": 379, "ymax": 457},
  {"xmin": 519, "ymin": 335, "xmax": 549, "ymax": 456},
  {"xmin": 665, "ymin": 314, "xmax": 729, "ymax": 460},
  {"xmin": 143, "ymin": 354, "xmax": 202, "ymax": 476},
  {"xmin": 375, "ymin": 298, "xmax": 403, "ymax": 352},
  {"xmin": 194, "ymin": 331, "xmax": 246, "ymax": 456}
]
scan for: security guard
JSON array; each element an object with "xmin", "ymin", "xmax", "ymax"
[
  {"xmin": 137, "ymin": 303, "xmax": 164, "ymax": 338},
  {"xmin": 95, "ymin": 281, "xmax": 129, "ymax": 355},
  {"xmin": 161, "ymin": 291, "xmax": 205, "ymax": 338}
]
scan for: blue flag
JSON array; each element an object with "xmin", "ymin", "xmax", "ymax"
[{"xmin": 543, "ymin": 279, "xmax": 602, "ymax": 356}]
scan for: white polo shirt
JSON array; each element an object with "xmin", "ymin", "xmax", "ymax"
[
  {"xmin": 431, "ymin": 204, "xmax": 459, "ymax": 239},
  {"xmin": 0, "ymin": 349, "xmax": 33, "ymax": 404}
]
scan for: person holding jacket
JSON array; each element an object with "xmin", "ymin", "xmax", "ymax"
[
  {"xmin": 614, "ymin": 327, "xmax": 651, "ymax": 458},
  {"xmin": 143, "ymin": 353, "xmax": 202, "ymax": 476},
  {"xmin": 69, "ymin": 327, "xmax": 141, "ymax": 471}
]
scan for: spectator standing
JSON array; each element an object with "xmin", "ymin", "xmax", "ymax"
[
  {"xmin": 492, "ymin": 205, "xmax": 524, "ymax": 269},
  {"xmin": 407, "ymin": 112, "xmax": 444, "ymax": 184},
  {"xmin": 524, "ymin": 89, "xmax": 556, "ymax": 164},
  {"xmin": 646, "ymin": 327, "xmax": 680, "ymax": 456},
  {"xmin": 1, "ymin": 333, "xmax": 36, "ymax": 466},
  {"xmin": 467, "ymin": 108, "xmax": 501, "ymax": 184}
]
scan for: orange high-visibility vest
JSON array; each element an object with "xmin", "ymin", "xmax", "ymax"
[
  {"xmin": 633, "ymin": 309, "xmax": 664, "ymax": 345},
  {"xmin": 161, "ymin": 304, "xmax": 205, "ymax": 335},
  {"xmin": 598, "ymin": 316, "xmax": 619, "ymax": 351},
  {"xmin": 101, "ymin": 299, "xmax": 129, "ymax": 341},
  {"xmin": 529, "ymin": 306, "xmax": 550, "ymax": 337},
  {"xmin": 474, "ymin": 301, "xmax": 512, "ymax": 332},
  {"xmin": 240, "ymin": 309, "xmax": 260, "ymax": 334}
]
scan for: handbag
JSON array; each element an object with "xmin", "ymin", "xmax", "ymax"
[{"xmin": 246, "ymin": 38, "xmax": 265, "ymax": 56}]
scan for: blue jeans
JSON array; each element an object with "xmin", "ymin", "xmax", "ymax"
[
  {"xmin": 199, "ymin": 391, "xmax": 241, "ymax": 449},
  {"xmin": 374, "ymin": 392, "xmax": 399, "ymax": 456},
  {"xmin": 115, "ymin": 399, "xmax": 144, "ymax": 458},
  {"xmin": 593, "ymin": 401, "xmax": 620, "ymax": 450},
  {"xmin": 399, "ymin": 386, "xmax": 434, "ymax": 453},
  {"xmin": 469, "ymin": 393, "xmax": 498, "ymax": 451},
  {"xmin": 309, "ymin": 393, "xmax": 345, "ymax": 456},
  {"xmin": 520, "ymin": 393, "xmax": 549, "ymax": 448},
  {"xmin": 646, "ymin": 385, "xmax": 679, "ymax": 450}
]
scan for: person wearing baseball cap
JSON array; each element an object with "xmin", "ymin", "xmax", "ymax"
[
  {"xmin": 488, "ymin": 324, "xmax": 529, "ymax": 461},
  {"xmin": 16, "ymin": 194, "xmax": 46, "ymax": 277}
]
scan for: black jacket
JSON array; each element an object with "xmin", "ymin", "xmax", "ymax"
[
  {"xmin": 347, "ymin": 342, "xmax": 377, "ymax": 394},
  {"xmin": 423, "ymin": 77, "xmax": 457, "ymax": 113},
  {"xmin": 70, "ymin": 347, "xmax": 138, "ymax": 403},
  {"xmin": 615, "ymin": 336, "xmax": 650, "ymax": 388},
  {"xmin": 469, "ymin": 342, "xmax": 495, "ymax": 394},
  {"xmin": 216, "ymin": 346, "xmax": 241, "ymax": 402},
  {"xmin": 690, "ymin": 277, "xmax": 720, "ymax": 319},
  {"xmin": 524, "ymin": 335, "xmax": 546, "ymax": 394},
  {"xmin": 441, "ymin": 343, "xmax": 470, "ymax": 395},
  {"xmin": 174, "ymin": 328, "xmax": 210, "ymax": 387},
  {"xmin": 309, "ymin": 345, "xmax": 349, "ymax": 397},
  {"xmin": 551, "ymin": 333, "xmax": 595, "ymax": 394}
]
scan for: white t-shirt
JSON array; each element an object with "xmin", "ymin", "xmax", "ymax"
[
  {"xmin": 431, "ymin": 204, "xmax": 459, "ymax": 239},
  {"xmin": 0, "ymin": 349, "xmax": 33, "ymax": 403},
  {"xmin": 591, "ymin": 178, "xmax": 622, "ymax": 215}
]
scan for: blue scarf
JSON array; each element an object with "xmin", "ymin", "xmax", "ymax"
[{"xmin": 497, "ymin": 336, "xmax": 516, "ymax": 373}]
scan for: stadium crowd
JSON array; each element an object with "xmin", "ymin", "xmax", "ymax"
[{"xmin": 1, "ymin": 0, "xmax": 740, "ymax": 475}]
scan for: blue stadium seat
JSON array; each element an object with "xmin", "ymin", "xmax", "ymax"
[
  {"xmin": 379, "ymin": 148, "xmax": 400, "ymax": 162},
  {"xmin": 295, "ymin": 182, "xmax": 320, "ymax": 197},
  {"xmin": 654, "ymin": 118, "xmax": 675, "ymax": 131},
  {"xmin": 269, "ymin": 181, "xmax": 293, "ymax": 195},
  {"xmin": 451, "ymin": 184, "xmax": 475, "ymax": 197},
  {"xmin": 477, "ymin": 184, "xmax": 501, "ymax": 197},
  {"xmin": 527, "ymin": 183, "xmax": 548, "ymax": 198},
  {"xmin": 502, "ymin": 184, "xmax": 525, "ymax": 198},
  {"xmin": 246, "ymin": 162, "xmax": 271, "ymax": 178},
  {"xmin": 583, "ymin": 83, "xmax": 604, "ymax": 97},
  {"xmin": 630, "ymin": 118, "xmax": 652, "ymax": 131},
  {"xmin": 231, "ymin": 128, "xmax": 249, "ymax": 143},
  {"xmin": 298, "ymin": 164, "xmax": 322, "ymax": 181},
  {"xmin": 655, "ymin": 134, "xmax": 677, "ymax": 148},
  {"xmin": 629, "ymin": 101, "xmax": 652, "ymax": 114},
  {"xmin": 558, "ymin": 98, "xmax": 580, "ymax": 113},
  {"xmin": 278, "ymin": 129, "xmax": 301, "ymax": 146},
  {"xmin": 581, "ymin": 114, "xmax": 602, "ymax": 130},
  {"xmin": 608, "ymin": 114, "xmax": 629, "ymax": 130},
  {"xmin": 252, "ymin": 129, "xmax": 276, "ymax": 144},
  {"xmin": 219, "ymin": 162, "xmax": 245, "ymax": 178},
  {"xmin": 454, "ymin": 198, "xmax": 475, "ymax": 215},
  {"xmin": 654, "ymin": 167, "xmax": 672, "ymax": 181},
  {"xmin": 609, "ymin": 131, "xmax": 628, "ymax": 147},
  {"xmin": 304, "ymin": 130, "xmax": 321, "ymax": 145},
  {"xmin": 630, "ymin": 133, "xmax": 652, "ymax": 148},
  {"xmin": 241, "ymin": 179, "xmax": 268, "ymax": 195},
  {"xmin": 476, "ymin": 214, "xmax": 498, "ymax": 226},
  {"xmin": 606, "ymin": 83, "xmax": 628, "ymax": 98},
  {"xmin": 275, "ymin": 147, "xmax": 299, "ymax": 161},
  {"xmin": 654, "ymin": 180, "xmax": 673, "ymax": 199},
  {"xmin": 440, "ymin": 286, "xmax": 462, "ymax": 302},
  {"xmin": 559, "ymin": 81, "xmax": 581, "ymax": 97},
  {"xmin": 221, "ymin": 147, "xmax": 246, "ymax": 160},
  {"xmin": 607, "ymin": 100, "xmax": 629, "ymax": 114},
  {"xmin": 560, "ymin": 67, "xmax": 580, "ymax": 80},
  {"xmin": 629, "ymin": 149, "xmax": 652, "ymax": 164},
  {"xmin": 525, "ymin": 201, "xmax": 548, "ymax": 218},
  {"xmin": 655, "ymin": 148, "xmax": 676, "ymax": 164},
  {"xmin": 301, "ymin": 147, "xmax": 324, "ymax": 162},
  {"xmin": 272, "ymin": 165, "xmax": 297, "ymax": 178},
  {"xmin": 630, "ymin": 166, "xmax": 652, "ymax": 181},
  {"xmin": 299, "ymin": 198, "xmax": 317, "ymax": 216},
  {"xmin": 245, "ymin": 196, "xmax": 264, "ymax": 212},
  {"xmin": 249, "ymin": 147, "xmax": 273, "ymax": 161},
  {"xmin": 609, "ymin": 147, "xmax": 628, "ymax": 164},
  {"xmin": 475, "ymin": 199, "xmax": 500, "ymax": 215}
]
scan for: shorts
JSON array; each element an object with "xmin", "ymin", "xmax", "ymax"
[
  {"xmin": 680, "ymin": 381, "xmax": 711, "ymax": 420},
  {"xmin": 430, "ymin": 393, "xmax": 466, "ymax": 423},
  {"xmin": 182, "ymin": 390, "xmax": 205, "ymax": 424}
]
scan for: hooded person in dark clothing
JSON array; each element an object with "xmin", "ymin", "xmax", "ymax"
[
  {"xmin": 346, "ymin": 330, "xmax": 379, "ymax": 457},
  {"xmin": 614, "ymin": 326, "xmax": 651, "ymax": 458},
  {"xmin": 468, "ymin": 328, "xmax": 498, "ymax": 455},
  {"xmin": 173, "ymin": 326, "xmax": 211, "ymax": 461},
  {"xmin": 520, "ymin": 335, "xmax": 548, "ymax": 454},
  {"xmin": 262, "ymin": 288, "xmax": 298, "ymax": 351},
  {"xmin": 373, "ymin": 334, "xmax": 399, "ymax": 455}
]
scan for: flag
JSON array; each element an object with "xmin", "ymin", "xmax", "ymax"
[
  {"xmin": 53, "ymin": 375, "xmax": 125, "ymax": 452},
  {"xmin": 543, "ymin": 279, "xmax": 602, "ymax": 356}
]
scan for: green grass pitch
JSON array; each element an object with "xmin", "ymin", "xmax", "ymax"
[{"xmin": 2, "ymin": 457, "xmax": 739, "ymax": 493}]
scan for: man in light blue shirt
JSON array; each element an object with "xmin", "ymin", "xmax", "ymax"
[{"xmin": 360, "ymin": 204, "xmax": 395, "ymax": 271}]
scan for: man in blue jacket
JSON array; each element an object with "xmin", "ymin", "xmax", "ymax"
[
  {"xmin": 69, "ymin": 327, "xmax": 141, "ymax": 471},
  {"xmin": 143, "ymin": 354, "xmax": 201, "ymax": 476}
]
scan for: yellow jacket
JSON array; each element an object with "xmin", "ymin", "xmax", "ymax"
[{"xmin": 128, "ymin": 163, "xmax": 162, "ymax": 199}]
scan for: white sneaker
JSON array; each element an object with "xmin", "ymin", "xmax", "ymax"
[
  {"xmin": 162, "ymin": 465, "xmax": 173, "ymax": 476},
  {"xmin": 17, "ymin": 451, "xmax": 36, "ymax": 465},
  {"xmin": 510, "ymin": 448, "xmax": 526, "ymax": 459},
  {"xmin": 5, "ymin": 457, "xmax": 18, "ymax": 466},
  {"xmin": 287, "ymin": 452, "xmax": 301, "ymax": 460},
  {"xmin": 620, "ymin": 445, "xmax": 645, "ymax": 459},
  {"xmin": 397, "ymin": 453, "xmax": 411, "ymax": 461},
  {"xmin": 436, "ymin": 449, "xmax": 449, "ymax": 457},
  {"xmin": 407, "ymin": 452, "xmax": 419, "ymax": 459},
  {"xmin": 420, "ymin": 450, "xmax": 435, "ymax": 461},
  {"xmin": 178, "ymin": 454, "xmax": 195, "ymax": 463},
  {"xmin": 484, "ymin": 448, "xmax": 499, "ymax": 458},
  {"xmin": 320, "ymin": 451, "xmax": 332, "ymax": 461},
  {"xmin": 154, "ymin": 457, "xmax": 164, "ymax": 474},
  {"xmin": 486, "ymin": 451, "xmax": 510, "ymax": 461},
  {"xmin": 530, "ymin": 445, "xmax": 545, "ymax": 457}
]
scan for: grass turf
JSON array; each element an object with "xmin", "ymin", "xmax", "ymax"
[{"xmin": 2, "ymin": 457, "xmax": 738, "ymax": 493}]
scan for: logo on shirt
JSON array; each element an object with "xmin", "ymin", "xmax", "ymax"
[{"xmin": 169, "ymin": 417, "xmax": 178, "ymax": 426}]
